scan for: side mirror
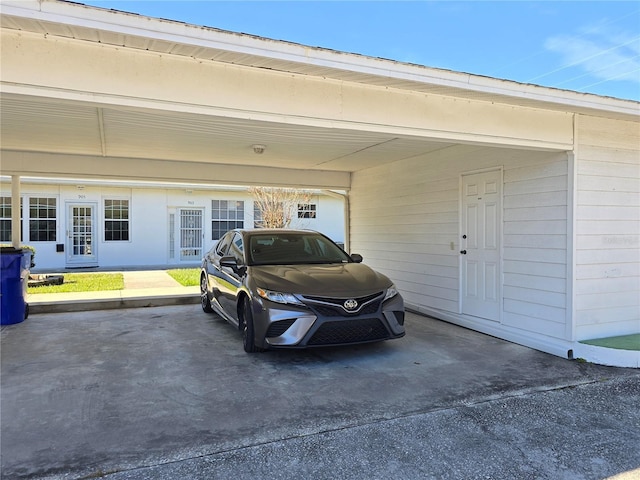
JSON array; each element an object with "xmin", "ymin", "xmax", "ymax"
[
  {"xmin": 220, "ymin": 256, "xmax": 239, "ymax": 269},
  {"xmin": 350, "ymin": 253, "xmax": 363, "ymax": 263},
  {"xmin": 220, "ymin": 256, "xmax": 246, "ymax": 275}
]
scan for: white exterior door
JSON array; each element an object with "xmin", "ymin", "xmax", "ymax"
[
  {"xmin": 461, "ymin": 170, "xmax": 501, "ymax": 321},
  {"xmin": 67, "ymin": 203, "xmax": 98, "ymax": 266},
  {"xmin": 179, "ymin": 208, "xmax": 203, "ymax": 261}
]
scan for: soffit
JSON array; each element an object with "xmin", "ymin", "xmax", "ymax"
[{"xmin": 0, "ymin": 93, "xmax": 453, "ymax": 172}]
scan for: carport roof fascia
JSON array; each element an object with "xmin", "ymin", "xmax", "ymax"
[
  {"xmin": 0, "ymin": 174, "xmax": 347, "ymax": 195},
  {"xmin": 2, "ymin": 0, "xmax": 638, "ymax": 121}
]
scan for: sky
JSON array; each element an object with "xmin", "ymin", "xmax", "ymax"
[{"xmin": 81, "ymin": 1, "xmax": 640, "ymax": 101}]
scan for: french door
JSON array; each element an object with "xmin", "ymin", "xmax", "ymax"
[{"xmin": 67, "ymin": 203, "xmax": 98, "ymax": 266}]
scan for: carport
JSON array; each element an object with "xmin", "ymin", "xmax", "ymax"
[{"xmin": 1, "ymin": 1, "xmax": 639, "ymax": 364}]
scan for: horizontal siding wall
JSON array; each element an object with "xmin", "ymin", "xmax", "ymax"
[
  {"xmin": 350, "ymin": 145, "xmax": 569, "ymax": 340},
  {"xmin": 574, "ymin": 115, "xmax": 640, "ymax": 340},
  {"xmin": 502, "ymin": 159, "xmax": 569, "ymax": 339}
]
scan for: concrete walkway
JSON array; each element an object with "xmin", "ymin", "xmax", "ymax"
[
  {"xmin": 27, "ymin": 270, "xmax": 200, "ymax": 314},
  {"xmin": 122, "ymin": 270, "xmax": 183, "ymax": 289}
]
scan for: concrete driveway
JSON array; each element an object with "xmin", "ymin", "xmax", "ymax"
[{"xmin": 1, "ymin": 305, "xmax": 639, "ymax": 479}]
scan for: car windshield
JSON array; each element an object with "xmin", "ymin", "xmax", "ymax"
[{"xmin": 248, "ymin": 232, "xmax": 351, "ymax": 266}]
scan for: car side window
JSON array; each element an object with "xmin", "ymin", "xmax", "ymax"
[
  {"xmin": 229, "ymin": 233, "xmax": 245, "ymax": 264},
  {"xmin": 215, "ymin": 232, "xmax": 233, "ymax": 257}
]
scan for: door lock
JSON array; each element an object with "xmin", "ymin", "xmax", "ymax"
[{"xmin": 460, "ymin": 250, "xmax": 467, "ymax": 255}]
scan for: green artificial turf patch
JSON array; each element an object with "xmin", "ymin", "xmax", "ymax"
[{"xmin": 580, "ymin": 334, "xmax": 640, "ymax": 351}]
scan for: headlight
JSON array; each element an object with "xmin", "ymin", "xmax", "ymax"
[
  {"xmin": 257, "ymin": 287, "xmax": 304, "ymax": 306},
  {"xmin": 383, "ymin": 284, "xmax": 399, "ymax": 302}
]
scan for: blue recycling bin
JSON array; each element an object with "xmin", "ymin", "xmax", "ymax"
[{"xmin": 1, "ymin": 247, "xmax": 31, "ymax": 325}]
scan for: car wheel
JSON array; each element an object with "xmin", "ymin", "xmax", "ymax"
[
  {"xmin": 242, "ymin": 296, "xmax": 263, "ymax": 353},
  {"xmin": 200, "ymin": 273, "xmax": 214, "ymax": 313}
]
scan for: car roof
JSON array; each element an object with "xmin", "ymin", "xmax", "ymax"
[{"xmin": 237, "ymin": 228, "xmax": 318, "ymax": 236}]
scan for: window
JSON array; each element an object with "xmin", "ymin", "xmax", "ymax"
[
  {"xmin": 298, "ymin": 203, "xmax": 317, "ymax": 219},
  {"xmin": 104, "ymin": 199, "xmax": 130, "ymax": 241},
  {"xmin": 0, "ymin": 196, "xmax": 22, "ymax": 242},
  {"xmin": 29, "ymin": 197, "xmax": 56, "ymax": 242},
  {"xmin": 211, "ymin": 200, "xmax": 244, "ymax": 240},
  {"xmin": 253, "ymin": 203, "xmax": 263, "ymax": 228}
]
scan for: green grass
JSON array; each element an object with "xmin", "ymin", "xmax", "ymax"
[
  {"xmin": 28, "ymin": 273, "xmax": 124, "ymax": 294},
  {"xmin": 27, "ymin": 269, "xmax": 199, "ymax": 294},
  {"xmin": 167, "ymin": 268, "xmax": 200, "ymax": 287},
  {"xmin": 580, "ymin": 334, "xmax": 640, "ymax": 351}
]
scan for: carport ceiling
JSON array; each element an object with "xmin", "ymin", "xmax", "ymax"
[{"xmin": 1, "ymin": 93, "xmax": 454, "ymax": 172}]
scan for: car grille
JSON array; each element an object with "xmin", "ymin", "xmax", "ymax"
[
  {"xmin": 307, "ymin": 318, "xmax": 390, "ymax": 346},
  {"xmin": 266, "ymin": 319, "xmax": 297, "ymax": 337},
  {"xmin": 302, "ymin": 292, "xmax": 383, "ymax": 316},
  {"xmin": 312, "ymin": 300, "xmax": 381, "ymax": 317},
  {"xmin": 304, "ymin": 292, "xmax": 382, "ymax": 305}
]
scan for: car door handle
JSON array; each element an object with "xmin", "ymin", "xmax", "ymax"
[{"xmin": 460, "ymin": 250, "xmax": 467, "ymax": 255}]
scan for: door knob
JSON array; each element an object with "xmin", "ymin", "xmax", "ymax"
[{"xmin": 460, "ymin": 250, "xmax": 467, "ymax": 255}]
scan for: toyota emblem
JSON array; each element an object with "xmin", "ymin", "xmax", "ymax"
[{"xmin": 343, "ymin": 299, "xmax": 358, "ymax": 311}]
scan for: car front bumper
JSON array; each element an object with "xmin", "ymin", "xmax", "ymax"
[{"xmin": 253, "ymin": 293, "xmax": 405, "ymax": 349}]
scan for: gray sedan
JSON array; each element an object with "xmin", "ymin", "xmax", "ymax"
[{"xmin": 200, "ymin": 229, "xmax": 405, "ymax": 352}]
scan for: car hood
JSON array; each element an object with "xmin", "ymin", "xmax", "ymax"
[{"xmin": 249, "ymin": 263, "xmax": 392, "ymax": 297}]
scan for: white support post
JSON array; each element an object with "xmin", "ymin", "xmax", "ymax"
[{"xmin": 11, "ymin": 175, "xmax": 21, "ymax": 248}]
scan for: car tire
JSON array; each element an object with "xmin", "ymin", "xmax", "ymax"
[
  {"xmin": 242, "ymin": 296, "xmax": 263, "ymax": 353},
  {"xmin": 200, "ymin": 273, "xmax": 214, "ymax": 313}
]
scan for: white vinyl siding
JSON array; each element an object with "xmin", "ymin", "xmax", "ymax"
[
  {"xmin": 574, "ymin": 115, "xmax": 640, "ymax": 340},
  {"xmin": 350, "ymin": 168, "xmax": 460, "ymax": 314},
  {"xmin": 502, "ymin": 159, "xmax": 568, "ymax": 338},
  {"xmin": 351, "ymin": 145, "xmax": 569, "ymax": 339}
]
